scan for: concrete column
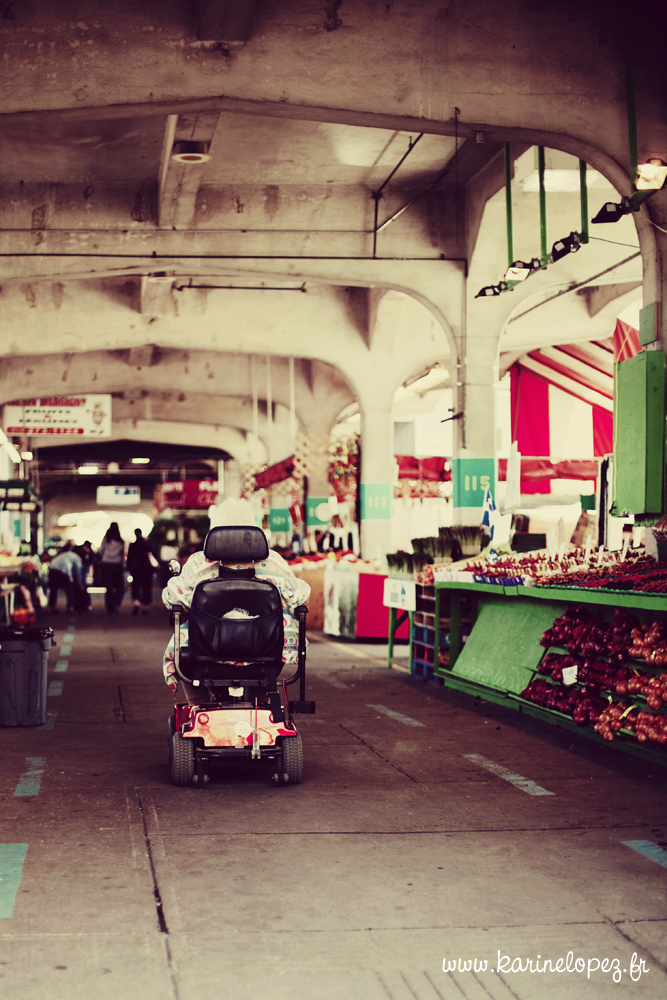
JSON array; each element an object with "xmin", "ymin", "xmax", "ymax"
[
  {"xmin": 224, "ymin": 459, "xmax": 242, "ymax": 500},
  {"xmin": 359, "ymin": 400, "xmax": 395, "ymax": 561},
  {"xmin": 452, "ymin": 317, "xmax": 500, "ymax": 525}
]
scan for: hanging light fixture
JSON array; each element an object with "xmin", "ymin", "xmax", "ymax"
[
  {"xmin": 170, "ymin": 141, "xmax": 212, "ymax": 164},
  {"xmin": 635, "ymin": 158, "xmax": 667, "ymax": 191},
  {"xmin": 591, "ymin": 198, "xmax": 632, "ymax": 224},
  {"xmin": 550, "ymin": 231, "xmax": 582, "ymax": 262},
  {"xmin": 475, "ymin": 281, "xmax": 508, "ymax": 298},
  {"xmin": 504, "ymin": 258, "xmax": 543, "ymax": 282}
]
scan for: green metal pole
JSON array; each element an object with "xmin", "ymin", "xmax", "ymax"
[
  {"xmin": 387, "ymin": 606, "xmax": 395, "ymax": 668},
  {"xmin": 579, "ymin": 159, "xmax": 589, "ymax": 244},
  {"xmin": 433, "ymin": 587, "xmax": 440, "ymax": 673},
  {"xmin": 538, "ymin": 146, "xmax": 547, "ymax": 261},
  {"xmin": 504, "ymin": 142, "xmax": 513, "ymax": 267}
]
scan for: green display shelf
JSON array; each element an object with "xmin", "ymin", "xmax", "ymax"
[{"xmin": 427, "ymin": 580, "xmax": 667, "ymax": 768}]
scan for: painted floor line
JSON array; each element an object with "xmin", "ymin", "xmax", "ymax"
[
  {"xmin": 36, "ymin": 712, "xmax": 57, "ymax": 731},
  {"xmin": 368, "ymin": 704, "xmax": 425, "ymax": 727},
  {"xmin": 47, "ymin": 681, "xmax": 64, "ymax": 697},
  {"xmin": 462, "ymin": 753, "xmax": 555, "ymax": 796},
  {"xmin": 0, "ymin": 844, "xmax": 28, "ymax": 918},
  {"xmin": 308, "ymin": 633, "xmax": 388, "ymax": 664},
  {"xmin": 55, "ymin": 660, "xmax": 68, "ymax": 673},
  {"xmin": 62, "ymin": 632, "xmax": 75, "ymax": 643},
  {"xmin": 59, "ymin": 645, "xmax": 72, "ymax": 657},
  {"xmin": 14, "ymin": 758, "xmax": 46, "ymax": 798},
  {"xmin": 622, "ymin": 840, "xmax": 667, "ymax": 869},
  {"xmin": 312, "ymin": 672, "xmax": 349, "ymax": 691}
]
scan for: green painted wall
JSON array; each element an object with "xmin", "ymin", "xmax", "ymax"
[{"xmin": 612, "ymin": 350, "xmax": 665, "ymax": 516}]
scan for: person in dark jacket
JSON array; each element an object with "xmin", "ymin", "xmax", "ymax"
[
  {"xmin": 127, "ymin": 528, "xmax": 156, "ymax": 616},
  {"xmin": 97, "ymin": 522, "xmax": 125, "ymax": 615}
]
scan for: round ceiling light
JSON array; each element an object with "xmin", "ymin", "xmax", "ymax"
[{"xmin": 171, "ymin": 141, "xmax": 212, "ymax": 164}]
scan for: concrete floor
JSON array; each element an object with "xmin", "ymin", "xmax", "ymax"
[{"xmin": 1, "ymin": 599, "xmax": 666, "ymax": 1000}]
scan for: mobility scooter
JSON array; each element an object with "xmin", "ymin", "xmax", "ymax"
[{"xmin": 167, "ymin": 524, "xmax": 315, "ymax": 786}]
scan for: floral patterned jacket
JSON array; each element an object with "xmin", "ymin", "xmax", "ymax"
[{"xmin": 162, "ymin": 548, "xmax": 311, "ymax": 686}]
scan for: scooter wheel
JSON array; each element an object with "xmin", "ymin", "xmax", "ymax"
[
  {"xmin": 171, "ymin": 732, "xmax": 195, "ymax": 786},
  {"xmin": 280, "ymin": 733, "xmax": 303, "ymax": 785}
]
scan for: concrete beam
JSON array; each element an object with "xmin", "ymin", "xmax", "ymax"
[
  {"xmin": 577, "ymin": 281, "xmax": 642, "ymax": 318},
  {"xmin": 344, "ymin": 287, "xmax": 386, "ymax": 350},
  {"xmin": 139, "ymin": 277, "xmax": 175, "ymax": 317},
  {"xmin": 196, "ymin": 0, "xmax": 258, "ymax": 42},
  {"xmin": 158, "ymin": 113, "xmax": 219, "ymax": 230},
  {"xmin": 0, "ymin": 349, "xmax": 356, "ymax": 436}
]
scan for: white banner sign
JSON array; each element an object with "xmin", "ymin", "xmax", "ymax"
[
  {"xmin": 506, "ymin": 441, "xmax": 521, "ymax": 510},
  {"xmin": 382, "ymin": 577, "xmax": 417, "ymax": 612},
  {"xmin": 3, "ymin": 395, "xmax": 112, "ymax": 438},
  {"xmin": 96, "ymin": 486, "xmax": 141, "ymax": 506}
]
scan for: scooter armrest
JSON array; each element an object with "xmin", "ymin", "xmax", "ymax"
[{"xmin": 170, "ymin": 604, "xmax": 189, "ymax": 625}]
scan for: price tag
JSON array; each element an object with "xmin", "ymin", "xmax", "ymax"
[
  {"xmin": 558, "ymin": 541, "xmax": 566, "ymax": 561},
  {"xmin": 597, "ymin": 544, "xmax": 605, "ymax": 567},
  {"xmin": 621, "ymin": 536, "xmax": 630, "ymax": 562},
  {"xmin": 557, "ymin": 517, "xmax": 565, "ymax": 547},
  {"xmin": 562, "ymin": 664, "xmax": 578, "ymax": 686},
  {"xmin": 584, "ymin": 535, "xmax": 592, "ymax": 565},
  {"xmin": 547, "ymin": 528, "xmax": 557, "ymax": 558}
]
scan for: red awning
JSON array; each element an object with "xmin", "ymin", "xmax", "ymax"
[
  {"xmin": 613, "ymin": 318, "xmax": 641, "ymax": 362},
  {"xmin": 498, "ymin": 458, "xmax": 598, "ymax": 483},
  {"xmin": 253, "ymin": 456, "xmax": 296, "ymax": 489},
  {"xmin": 395, "ymin": 456, "xmax": 450, "ymax": 481}
]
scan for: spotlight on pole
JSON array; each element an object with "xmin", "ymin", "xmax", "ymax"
[
  {"xmin": 591, "ymin": 199, "xmax": 632, "ymax": 224},
  {"xmin": 503, "ymin": 258, "xmax": 543, "ymax": 282},
  {"xmin": 475, "ymin": 280, "xmax": 509, "ymax": 299},
  {"xmin": 550, "ymin": 231, "xmax": 582, "ymax": 262}
]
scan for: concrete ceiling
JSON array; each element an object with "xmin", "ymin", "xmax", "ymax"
[{"xmin": 0, "ymin": 0, "xmax": 662, "ymax": 518}]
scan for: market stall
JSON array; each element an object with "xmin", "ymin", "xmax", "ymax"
[
  {"xmin": 323, "ymin": 561, "xmax": 411, "ymax": 641},
  {"xmin": 410, "ymin": 546, "xmax": 667, "ymax": 766}
]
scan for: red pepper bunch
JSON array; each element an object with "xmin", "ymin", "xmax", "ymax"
[
  {"xmin": 635, "ymin": 710, "xmax": 667, "ymax": 744},
  {"xmin": 594, "ymin": 702, "xmax": 637, "ymax": 740},
  {"xmin": 539, "ymin": 555, "xmax": 667, "ymax": 593},
  {"xmin": 627, "ymin": 621, "xmax": 667, "ymax": 666},
  {"xmin": 520, "ymin": 678, "xmax": 606, "ymax": 726},
  {"xmin": 540, "ymin": 606, "xmax": 638, "ymax": 661}
]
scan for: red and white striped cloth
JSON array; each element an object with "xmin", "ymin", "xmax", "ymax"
[{"xmin": 510, "ymin": 320, "xmax": 639, "ymax": 494}]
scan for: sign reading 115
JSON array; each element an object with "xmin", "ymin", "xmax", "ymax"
[{"xmin": 464, "ymin": 474, "xmax": 491, "ymax": 493}]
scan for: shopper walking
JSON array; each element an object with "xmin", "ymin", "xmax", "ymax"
[
  {"xmin": 48, "ymin": 541, "xmax": 83, "ymax": 614},
  {"xmin": 97, "ymin": 522, "xmax": 125, "ymax": 615},
  {"xmin": 127, "ymin": 528, "xmax": 157, "ymax": 616}
]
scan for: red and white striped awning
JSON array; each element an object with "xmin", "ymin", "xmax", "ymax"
[
  {"xmin": 509, "ymin": 332, "xmax": 631, "ymax": 495},
  {"xmin": 516, "ymin": 338, "xmax": 614, "ymax": 412}
]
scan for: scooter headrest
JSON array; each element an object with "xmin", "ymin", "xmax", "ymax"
[{"xmin": 204, "ymin": 525, "xmax": 269, "ymax": 563}]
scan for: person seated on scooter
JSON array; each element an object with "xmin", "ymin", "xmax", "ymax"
[{"xmin": 162, "ymin": 498, "xmax": 310, "ymax": 704}]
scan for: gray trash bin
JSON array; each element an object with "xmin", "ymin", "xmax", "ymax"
[{"xmin": 0, "ymin": 627, "xmax": 55, "ymax": 727}]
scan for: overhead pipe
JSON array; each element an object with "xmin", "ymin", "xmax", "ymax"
[
  {"xmin": 579, "ymin": 160, "xmax": 589, "ymax": 244},
  {"xmin": 504, "ymin": 142, "xmax": 513, "ymax": 267},
  {"xmin": 538, "ymin": 146, "xmax": 547, "ymax": 262}
]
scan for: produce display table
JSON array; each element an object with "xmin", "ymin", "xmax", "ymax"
[
  {"xmin": 425, "ymin": 581, "xmax": 667, "ymax": 767},
  {"xmin": 324, "ymin": 565, "xmax": 411, "ymax": 641}
]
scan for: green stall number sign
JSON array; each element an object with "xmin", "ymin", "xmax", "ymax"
[
  {"xmin": 306, "ymin": 497, "xmax": 330, "ymax": 527},
  {"xmin": 452, "ymin": 458, "xmax": 495, "ymax": 508},
  {"xmin": 360, "ymin": 483, "xmax": 392, "ymax": 520},
  {"xmin": 269, "ymin": 508, "xmax": 290, "ymax": 532}
]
